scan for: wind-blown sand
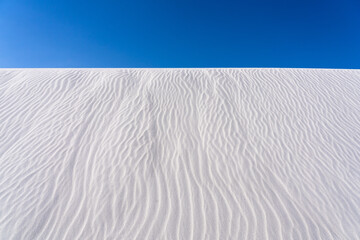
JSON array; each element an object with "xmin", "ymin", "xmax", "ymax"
[{"xmin": 0, "ymin": 68, "xmax": 359, "ymax": 239}]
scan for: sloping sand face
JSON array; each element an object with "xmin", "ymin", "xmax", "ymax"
[{"xmin": 0, "ymin": 68, "xmax": 359, "ymax": 239}]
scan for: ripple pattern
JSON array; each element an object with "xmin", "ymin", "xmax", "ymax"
[{"xmin": 0, "ymin": 68, "xmax": 360, "ymax": 239}]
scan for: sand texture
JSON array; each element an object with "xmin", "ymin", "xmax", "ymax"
[{"xmin": 0, "ymin": 68, "xmax": 360, "ymax": 239}]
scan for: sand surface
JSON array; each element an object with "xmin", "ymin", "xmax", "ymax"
[{"xmin": 0, "ymin": 68, "xmax": 360, "ymax": 239}]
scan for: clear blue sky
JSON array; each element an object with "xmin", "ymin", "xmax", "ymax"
[{"xmin": 0, "ymin": 0, "xmax": 359, "ymax": 68}]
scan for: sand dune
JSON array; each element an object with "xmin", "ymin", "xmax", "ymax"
[{"xmin": 0, "ymin": 68, "xmax": 359, "ymax": 239}]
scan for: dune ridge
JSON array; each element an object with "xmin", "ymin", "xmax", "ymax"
[{"xmin": 0, "ymin": 68, "xmax": 359, "ymax": 239}]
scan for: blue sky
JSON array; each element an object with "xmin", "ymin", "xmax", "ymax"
[{"xmin": 0, "ymin": 0, "xmax": 359, "ymax": 68}]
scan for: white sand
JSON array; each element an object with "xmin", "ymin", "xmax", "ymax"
[{"xmin": 0, "ymin": 68, "xmax": 359, "ymax": 239}]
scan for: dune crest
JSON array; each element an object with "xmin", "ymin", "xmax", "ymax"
[{"xmin": 0, "ymin": 68, "xmax": 359, "ymax": 239}]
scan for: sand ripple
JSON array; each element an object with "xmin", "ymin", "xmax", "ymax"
[{"xmin": 0, "ymin": 68, "xmax": 360, "ymax": 239}]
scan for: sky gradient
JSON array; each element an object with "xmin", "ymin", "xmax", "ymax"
[{"xmin": 0, "ymin": 0, "xmax": 359, "ymax": 68}]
